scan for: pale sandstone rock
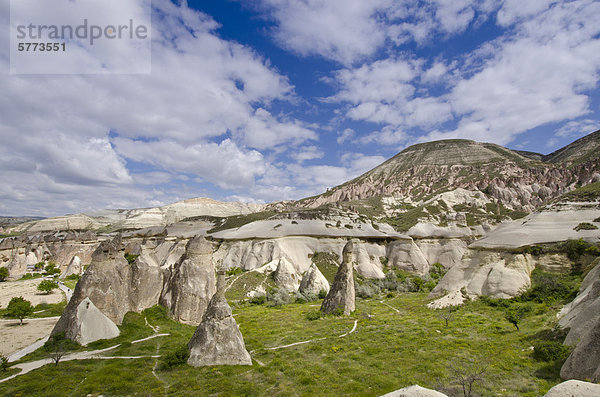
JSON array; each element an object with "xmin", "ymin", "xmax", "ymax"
[
  {"xmin": 387, "ymin": 240, "xmax": 430, "ymax": 275},
  {"xmin": 161, "ymin": 236, "xmax": 216, "ymax": 325},
  {"xmin": 69, "ymin": 297, "xmax": 120, "ymax": 345},
  {"xmin": 273, "ymin": 257, "xmax": 300, "ymax": 292},
  {"xmin": 545, "ymin": 380, "xmax": 600, "ymax": 396},
  {"xmin": 380, "ymin": 384, "xmax": 448, "ymax": 396},
  {"xmin": 299, "ymin": 263, "xmax": 330, "ymax": 296},
  {"xmin": 560, "ymin": 316, "xmax": 600, "ymax": 382},
  {"xmin": 321, "ymin": 241, "xmax": 355, "ymax": 315},
  {"xmin": 187, "ymin": 270, "xmax": 252, "ymax": 366},
  {"xmin": 61, "ymin": 255, "xmax": 82, "ymax": 279}
]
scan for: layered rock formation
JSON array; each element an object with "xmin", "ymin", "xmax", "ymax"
[
  {"xmin": 161, "ymin": 236, "xmax": 216, "ymax": 324},
  {"xmin": 321, "ymin": 241, "xmax": 355, "ymax": 315},
  {"xmin": 187, "ymin": 270, "xmax": 252, "ymax": 366}
]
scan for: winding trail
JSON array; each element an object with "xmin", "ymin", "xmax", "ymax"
[
  {"xmin": 379, "ymin": 300, "xmax": 400, "ymax": 313},
  {"xmin": 1, "ymin": 333, "xmax": 170, "ymax": 384},
  {"xmin": 251, "ymin": 319, "xmax": 358, "ymax": 357}
]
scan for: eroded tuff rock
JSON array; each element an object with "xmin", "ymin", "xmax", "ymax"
[
  {"xmin": 430, "ymin": 251, "xmax": 535, "ymax": 299},
  {"xmin": 187, "ymin": 270, "xmax": 252, "ymax": 366},
  {"xmin": 559, "ymin": 259, "xmax": 600, "ymax": 346},
  {"xmin": 161, "ymin": 236, "xmax": 216, "ymax": 325},
  {"xmin": 273, "ymin": 257, "xmax": 300, "ymax": 292},
  {"xmin": 545, "ymin": 380, "xmax": 600, "ymax": 396},
  {"xmin": 321, "ymin": 241, "xmax": 355, "ymax": 315},
  {"xmin": 55, "ymin": 297, "xmax": 120, "ymax": 345},
  {"xmin": 560, "ymin": 315, "xmax": 600, "ymax": 382},
  {"xmin": 60, "ymin": 255, "xmax": 82, "ymax": 279},
  {"xmin": 380, "ymin": 385, "xmax": 448, "ymax": 397},
  {"xmin": 299, "ymin": 263, "xmax": 330, "ymax": 296},
  {"xmin": 129, "ymin": 251, "xmax": 164, "ymax": 312}
]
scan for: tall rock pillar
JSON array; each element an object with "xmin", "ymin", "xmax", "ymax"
[{"xmin": 320, "ymin": 241, "xmax": 355, "ymax": 315}]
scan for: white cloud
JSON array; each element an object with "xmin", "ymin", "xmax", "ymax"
[
  {"xmin": 556, "ymin": 119, "xmax": 599, "ymax": 138},
  {"xmin": 0, "ymin": 0, "xmax": 317, "ymax": 215},
  {"xmin": 337, "ymin": 128, "xmax": 355, "ymax": 144},
  {"xmin": 290, "ymin": 145, "xmax": 324, "ymax": 162}
]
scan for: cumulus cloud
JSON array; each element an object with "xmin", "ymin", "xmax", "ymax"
[{"xmin": 0, "ymin": 0, "xmax": 317, "ymax": 215}]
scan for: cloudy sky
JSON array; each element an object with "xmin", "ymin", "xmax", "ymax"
[{"xmin": 1, "ymin": 0, "xmax": 599, "ymax": 216}]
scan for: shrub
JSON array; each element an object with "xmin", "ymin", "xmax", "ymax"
[
  {"xmin": 519, "ymin": 270, "xmax": 579, "ymax": 305},
  {"xmin": 305, "ymin": 311, "xmax": 321, "ymax": 321},
  {"xmin": 44, "ymin": 263, "xmax": 61, "ymax": 277},
  {"xmin": 574, "ymin": 222, "xmax": 598, "ymax": 231},
  {"xmin": 44, "ymin": 332, "xmax": 80, "ymax": 365},
  {"xmin": 143, "ymin": 305, "xmax": 169, "ymax": 321},
  {"xmin": 532, "ymin": 341, "xmax": 570, "ymax": 362},
  {"xmin": 34, "ymin": 261, "xmax": 45, "ymax": 271},
  {"xmin": 318, "ymin": 289, "xmax": 328, "ymax": 299},
  {"xmin": 37, "ymin": 280, "xmax": 58, "ymax": 294},
  {"xmin": 226, "ymin": 267, "xmax": 243, "ymax": 276},
  {"xmin": 124, "ymin": 253, "xmax": 139, "ymax": 265},
  {"xmin": 356, "ymin": 282, "xmax": 380, "ymax": 298},
  {"xmin": 0, "ymin": 267, "xmax": 8, "ymax": 282},
  {"xmin": 249, "ymin": 294, "xmax": 266, "ymax": 305},
  {"xmin": 267, "ymin": 288, "xmax": 290, "ymax": 307},
  {"xmin": 504, "ymin": 303, "xmax": 533, "ymax": 331},
  {"xmin": 65, "ymin": 274, "xmax": 80, "ymax": 281},
  {"xmin": 0, "ymin": 354, "xmax": 8, "ymax": 371},
  {"xmin": 159, "ymin": 344, "xmax": 190, "ymax": 370},
  {"xmin": 294, "ymin": 291, "xmax": 316, "ymax": 304},
  {"xmin": 559, "ymin": 239, "xmax": 600, "ymax": 260},
  {"xmin": 429, "ymin": 262, "xmax": 446, "ymax": 281},
  {"xmin": 411, "ymin": 277, "xmax": 425, "ymax": 292}
]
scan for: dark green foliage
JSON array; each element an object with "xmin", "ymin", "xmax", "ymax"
[
  {"xmin": 429, "ymin": 262, "xmax": 446, "ymax": 282},
  {"xmin": 594, "ymin": 216, "xmax": 600, "ymax": 223},
  {"xmin": 142, "ymin": 305, "xmax": 169, "ymax": 322},
  {"xmin": 159, "ymin": 344, "xmax": 190, "ymax": 370},
  {"xmin": 411, "ymin": 277, "xmax": 425, "ymax": 292},
  {"xmin": 34, "ymin": 262, "xmax": 45, "ymax": 271},
  {"xmin": 532, "ymin": 341, "xmax": 570, "ymax": 362},
  {"xmin": 505, "ymin": 303, "xmax": 533, "ymax": 330},
  {"xmin": 318, "ymin": 289, "xmax": 328, "ymax": 299},
  {"xmin": 65, "ymin": 274, "xmax": 80, "ymax": 281},
  {"xmin": 305, "ymin": 311, "xmax": 321, "ymax": 321},
  {"xmin": 124, "ymin": 253, "xmax": 139, "ymax": 265},
  {"xmin": 558, "ymin": 181, "xmax": 600, "ymax": 202},
  {"xmin": 6, "ymin": 296, "xmax": 33, "ymax": 325},
  {"xmin": 522, "ymin": 245, "xmax": 545, "ymax": 256},
  {"xmin": 559, "ymin": 239, "xmax": 599, "ymax": 261},
  {"xmin": 0, "ymin": 267, "xmax": 8, "ymax": 281},
  {"xmin": 37, "ymin": 279, "xmax": 58, "ymax": 294},
  {"xmin": 249, "ymin": 294, "xmax": 266, "ymax": 305},
  {"xmin": 226, "ymin": 267, "xmax": 243, "ymax": 276},
  {"xmin": 0, "ymin": 354, "xmax": 8, "ymax": 372},
  {"xmin": 43, "ymin": 262, "xmax": 61, "ymax": 277},
  {"xmin": 574, "ymin": 222, "xmax": 598, "ymax": 231},
  {"xmin": 519, "ymin": 270, "xmax": 580, "ymax": 305}
]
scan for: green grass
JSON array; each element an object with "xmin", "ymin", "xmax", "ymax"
[
  {"xmin": 558, "ymin": 182, "xmax": 600, "ymax": 202},
  {"xmin": 310, "ymin": 252, "xmax": 340, "ymax": 283},
  {"xmin": 0, "ymin": 294, "xmax": 568, "ymax": 396},
  {"xmin": 225, "ymin": 271, "xmax": 275, "ymax": 302}
]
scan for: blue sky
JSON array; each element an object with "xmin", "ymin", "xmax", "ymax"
[{"xmin": 1, "ymin": 0, "xmax": 599, "ymax": 216}]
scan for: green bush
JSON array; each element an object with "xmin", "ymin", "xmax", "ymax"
[
  {"xmin": 44, "ymin": 263, "xmax": 61, "ymax": 277},
  {"xmin": 37, "ymin": 280, "xmax": 58, "ymax": 294},
  {"xmin": 574, "ymin": 222, "xmax": 598, "ymax": 231},
  {"xmin": 65, "ymin": 274, "xmax": 80, "ymax": 281},
  {"xmin": 142, "ymin": 305, "xmax": 169, "ymax": 321},
  {"xmin": 305, "ymin": 311, "xmax": 321, "ymax": 321},
  {"xmin": 532, "ymin": 341, "xmax": 570, "ymax": 362},
  {"xmin": 267, "ymin": 288, "xmax": 291, "ymax": 307},
  {"xmin": 0, "ymin": 267, "xmax": 8, "ymax": 282},
  {"xmin": 249, "ymin": 294, "xmax": 266, "ymax": 305},
  {"xmin": 318, "ymin": 289, "xmax": 328, "ymax": 299},
  {"xmin": 519, "ymin": 270, "xmax": 580, "ymax": 305},
  {"xmin": 226, "ymin": 267, "xmax": 244, "ymax": 276},
  {"xmin": 0, "ymin": 354, "xmax": 8, "ymax": 372},
  {"xmin": 124, "ymin": 254, "xmax": 139, "ymax": 265},
  {"xmin": 6, "ymin": 296, "xmax": 33, "ymax": 325},
  {"xmin": 559, "ymin": 239, "xmax": 600, "ymax": 260},
  {"xmin": 159, "ymin": 344, "xmax": 190, "ymax": 370}
]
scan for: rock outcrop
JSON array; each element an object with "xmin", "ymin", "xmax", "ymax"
[
  {"xmin": 273, "ymin": 257, "xmax": 300, "ymax": 292},
  {"xmin": 161, "ymin": 236, "xmax": 216, "ymax": 324},
  {"xmin": 55, "ymin": 297, "xmax": 120, "ymax": 345},
  {"xmin": 543, "ymin": 380, "xmax": 600, "ymax": 397},
  {"xmin": 321, "ymin": 241, "xmax": 355, "ymax": 315},
  {"xmin": 187, "ymin": 270, "xmax": 252, "ymax": 366},
  {"xmin": 380, "ymin": 384, "xmax": 448, "ymax": 397},
  {"xmin": 299, "ymin": 263, "xmax": 330, "ymax": 296},
  {"xmin": 560, "ymin": 315, "xmax": 600, "ymax": 382},
  {"xmin": 60, "ymin": 255, "xmax": 82, "ymax": 279}
]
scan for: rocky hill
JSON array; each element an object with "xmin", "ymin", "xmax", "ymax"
[{"xmin": 292, "ymin": 135, "xmax": 600, "ymax": 219}]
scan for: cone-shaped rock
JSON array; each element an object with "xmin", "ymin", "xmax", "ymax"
[
  {"xmin": 320, "ymin": 241, "xmax": 355, "ymax": 315},
  {"xmin": 60, "ymin": 297, "xmax": 120, "ymax": 345},
  {"xmin": 60, "ymin": 255, "xmax": 82, "ymax": 279},
  {"xmin": 187, "ymin": 270, "xmax": 252, "ymax": 366},
  {"xmin": 299, "ymin": 263, "xmax": 330, "ymax": 296},
  {"xmin": 273, "ymin": 257, "xmax": 300, "ymax": 292},
  {"xmin": 161, "ymin": 236, "xmax": 216, "ymax": 324}
]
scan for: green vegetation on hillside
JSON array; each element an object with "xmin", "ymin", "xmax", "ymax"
[
  {"xmin": 207, "ymin": 211, "xmax": 277, "ymax": 233},
  {"xmin": 557, "ymin": 181, "xmax": 600, "ymax": 202}
]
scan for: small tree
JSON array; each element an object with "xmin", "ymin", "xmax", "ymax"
[
  {"xmin": 505, "ymin": 304, "xmax": 531, "ymax": 331},
  {"xmin": 37, "ymin": 279, "xmax": 58, "ymax": 294},
  {"xmin": 0, "ymin": 353, "xmax": 9, "ymax": 371},
  {"xmin": 44, "ymin": 263, "xmax": 61, "ymax": 277},
  {"xmin": 6, "ymin": 296, "xmax": 34, "ymax": 325},
  {"xmin": 0, "ymin": 267, "xmax": 8, "ymax": 282},
  {"xmin": 44, "ymin": 332, "xmax": 79, "ymax": 366},
  {"xmin": 438, "ymin": 305, "xmax": 457, "ymax": 327}
]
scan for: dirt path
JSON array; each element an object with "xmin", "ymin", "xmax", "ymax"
[
  {"xmin": 1, "ymin": 333, "xmax": 170, "ymax": 384},
  {"xmin": 0, "ymin": 317, "xmax": 59, "ymax": 358}
]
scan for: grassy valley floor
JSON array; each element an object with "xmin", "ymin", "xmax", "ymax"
[{"xmin": 0, "ymin": 293, "xmax": 565, "ymax": 396}]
